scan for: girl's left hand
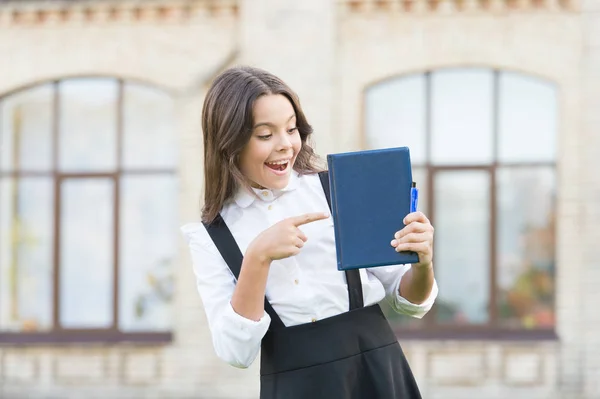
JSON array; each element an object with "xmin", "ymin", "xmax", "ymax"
[{"xmin": 390, "ymin": 211, "xmax": 434, "ymax": 269}]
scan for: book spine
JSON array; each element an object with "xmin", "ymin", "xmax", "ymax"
[{"xmin": 328, "ymin": 159, "xmax": 345, "ymax": 271}]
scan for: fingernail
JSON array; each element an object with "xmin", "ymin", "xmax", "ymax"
[
  {"xmin": 395, "ymin": 232, "xmax": 400, "ymax": 239},
  {"xmin": 391, "ymin": 240, "xmax": 397, "ymax": 246},
  {"xmin": 403, "ymin": 218, "xmax": 407, "ymax": 224},
  {"xmin": 323, "ymin": 212, "xmax": 330, "ymax": 217}
]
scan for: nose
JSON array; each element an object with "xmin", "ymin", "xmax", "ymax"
[{"xmin": 276, "ymin": 131, "xmax": 293, "ymax": 151}]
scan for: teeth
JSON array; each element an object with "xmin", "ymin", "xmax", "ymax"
[{"xmin": 266, "ymin": 160, "xmax": 289, "ymax": 165}]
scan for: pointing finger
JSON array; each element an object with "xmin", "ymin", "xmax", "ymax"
[{"xmin": 291, "ymin": 212, "xmax": 330, "ymax": 227}]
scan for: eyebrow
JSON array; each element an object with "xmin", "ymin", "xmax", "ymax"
[{"xmin": 252, "ymin": 114, "xmax": 296, "ymax": 130}]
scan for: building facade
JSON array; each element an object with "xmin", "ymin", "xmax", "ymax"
[{"xmin": 0, "ymin": 0, "xmax": 599, "ymax": 398}]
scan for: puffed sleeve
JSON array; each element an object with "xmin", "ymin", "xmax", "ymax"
[
  {"xmin": 180, "ymin": 223, "xmax": 271, "ymax": 368},
  {"xmin": 367, "ymin": 264, "xmax": 438, "ymax": 318}
]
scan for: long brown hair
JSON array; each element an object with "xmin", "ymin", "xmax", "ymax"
[{"xmin": 201, "ymin": 66, "xmax": 322, "ymax": 224}]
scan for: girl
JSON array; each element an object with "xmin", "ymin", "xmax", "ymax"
[{"xmin": 182, "ymin": 66, "xmax": 438, "ymax": 399}]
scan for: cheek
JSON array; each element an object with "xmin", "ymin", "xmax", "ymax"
[
  {"xmin": 239, "ymin": 146, "xmax": 256, "ymax": 176},
  {"xmin": 240, "ymin": 140, "xmax": 271, "ymax": 172},
  {"xmin": 238, "ymin": 152, "xmax": 251, "ymax": 177},
  {"xmin": 291, "ymin": 133, "xmax": 302, "ymax": 154}
]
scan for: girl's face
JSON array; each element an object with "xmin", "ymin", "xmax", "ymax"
[{"xmin": 239, "ymin": 94, "xmax": 302, "ymax": 190}]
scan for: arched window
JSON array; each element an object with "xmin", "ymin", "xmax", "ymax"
[
  {"xmin": 366, "ymin": 69, "xmax": 556, "ymax": 338},
  {"xmin": 0, "ymin": 78, "xmax": 178, "ymax": 343}
]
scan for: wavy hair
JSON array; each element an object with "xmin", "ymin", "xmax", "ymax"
[{"xmin": 201, "ymin": 66, "xmax": 322, "ymax": 224}]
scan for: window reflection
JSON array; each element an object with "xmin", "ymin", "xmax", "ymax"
[
  {"xmin": 431, "ymin": 69, "xmax": 494, "ymax": 165},
  {"xmin": 365, "ymin": 75, "xmax": 427, "ymax": 164},
  {"xmin": 123, "ymin": 84, "xmax": 177, "ymax": 169},
  {"xmin": 60, "ymin": 179, "xmax": 114, "ymax": 329},
  {"xmin": 119, "ymin": 175, "xmax": 177, "ymax": 331},
  {"xmin": 0, "ymin": 178, "xmax": 53, "ymax": 332},
  {"xmin": 434, "ymin": 171, "xmax": 490, "ymax": 324},
  {"xmin": 1, "ymin": 85, "xmax": 53, "ymax": 172},
  {"xmin": 498, "ymin": 73, "xmax": 557, "ymax": 163},
  {"xmin": 59, "ymin": 79, "xmax": 118, "ymax": 172},
  {"xmin": 497, "ymin": 168, "xmax": 555, "ymax": 329}
]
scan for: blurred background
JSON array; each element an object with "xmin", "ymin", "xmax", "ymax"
[{"xmin": 0, "ymin": 0, "xmax": 598, "ymax": 398}]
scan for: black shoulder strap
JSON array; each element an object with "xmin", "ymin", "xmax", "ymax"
[
  {"xmin": 318, "ymin": 171, "xmax": 364, "ymax": 310},
  {"xmin": 203, "ymin": 215, "xmax": 285, "ymax": 329}
]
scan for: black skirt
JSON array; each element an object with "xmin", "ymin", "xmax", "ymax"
[{"xmin": 260, "ymin": 304, "xmax": 422, "ymax": 399}]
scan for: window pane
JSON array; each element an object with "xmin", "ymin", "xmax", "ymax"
[
  {"xmin": 119, "ymin": 175, "xmax": 177, "ymax": 331},
  {"xmin": 0, "ymin": 178, "xmax": 53, "ymax": 332},
  {"xmin": 59, "ymin": 79, "xmax": 118, "ymax": 172},
  {"xmin": 497, "ymin": 167, "xmax": 555, "ymax": 329},
  {"xmin": 60, "ymin": 179, "xmax": 113, "ymax": 328},
  {"xmin": 365, "ymin": 75, "xmax": 426, "ymax": 164},
  {"xmin": 431, "ymin": 69, "xmax": 494, "ymax": 165},
  {"xmin": 434, "ymin": 171, "xmax": 490, "ymax": 324},
  {"xmin": 122, "ymin": 84, "xmax": 176, "ymax": 169},
  {"xmin": 498, "ymin": 73, "xmax": 557, "ymax": 163},
  {"xmin": 1, "ymin": 85, "xmax": 53, "ymax": 172}
]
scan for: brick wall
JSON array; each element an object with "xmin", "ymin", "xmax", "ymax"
[{"xmin": 581, "ymin": 1, "xmax": 600, "ymax": 398}]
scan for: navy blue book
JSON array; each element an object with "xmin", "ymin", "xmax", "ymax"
[{"xmin": 326, "ymin": 147, "xmax": 419, "ymax": 270}]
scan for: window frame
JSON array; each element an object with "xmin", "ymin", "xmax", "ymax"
[
  {"xmin": 363, "ymin": 69, "xmax": 558, "ymax": 341},
  {"xmin": 0, "ymin": 78, "xmax": 176, "ymax": 344}
]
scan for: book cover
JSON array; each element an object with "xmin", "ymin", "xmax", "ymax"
[{"xmin": 326, "ymin": 147, "xmax": 420, "ymax": 270}]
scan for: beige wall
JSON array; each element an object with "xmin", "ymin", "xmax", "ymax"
[
  {"xmin": 0, "ymin": 0, "xmax": 597, "ymax": 397},
  {"xmin": 581, "ymin": 0, "xmax": 600, "ymax": 396}
]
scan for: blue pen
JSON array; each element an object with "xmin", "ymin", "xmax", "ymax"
[{"xmin": 410, "ymin": 182, "xmax": 418, "ymax": 213}]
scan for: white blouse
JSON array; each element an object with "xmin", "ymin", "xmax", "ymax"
[{"xmin": 181, "ymin": 172, "xmax": 438, "ymax": 369}]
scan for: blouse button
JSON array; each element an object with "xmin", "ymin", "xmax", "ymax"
[
  {"xmin": 311, "ymin": 318, "xmax": 317, "ymax": 323},
  {"xmin": 294, "ymin": 279, "xmax": 299, "ymax": 285},
  {"xmin": 261, "ymin": 191, "xmax": 269, "ymax": 197},
  {"xmin": 268, "ymin": 205, "xmax": 273, "ymax": 210}
]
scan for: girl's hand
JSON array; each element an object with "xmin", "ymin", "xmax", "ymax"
[
  {"xmin": 246, "ymin": 212, "xmax": 330, "ymax": 264},
  {"xmin": 390, "ymin": 211, "xmax": 434, "ymax": 269}
]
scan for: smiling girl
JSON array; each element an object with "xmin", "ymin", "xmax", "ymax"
[{"xmin": 182, "ymin": 66, "xmax": 438, "ymax": 399}]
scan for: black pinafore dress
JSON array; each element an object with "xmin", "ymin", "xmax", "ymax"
[{"xmin": 203, "ymin": 172, "xmax": 422, "ymax": 399}]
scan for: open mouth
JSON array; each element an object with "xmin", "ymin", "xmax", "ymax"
[{"xmin": 265, "ymin": 160, "xmax": 289, "ymax": 172}]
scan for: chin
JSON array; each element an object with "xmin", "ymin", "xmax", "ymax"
[
  {"xmin": 258, "ymin": 174, "xmax": 290, "ymax": 190},
  {"xmin": 268, "ymin": 178, "xmax": 290, "ymax": 190}
]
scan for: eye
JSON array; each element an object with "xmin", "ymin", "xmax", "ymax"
[
  {"xmin": 287, "ymin": 127, "xmax": 299, "ymax": 134},
  {"xmin": 257, "ymin": 134, "xmax": 272, "ymax": 140}
]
